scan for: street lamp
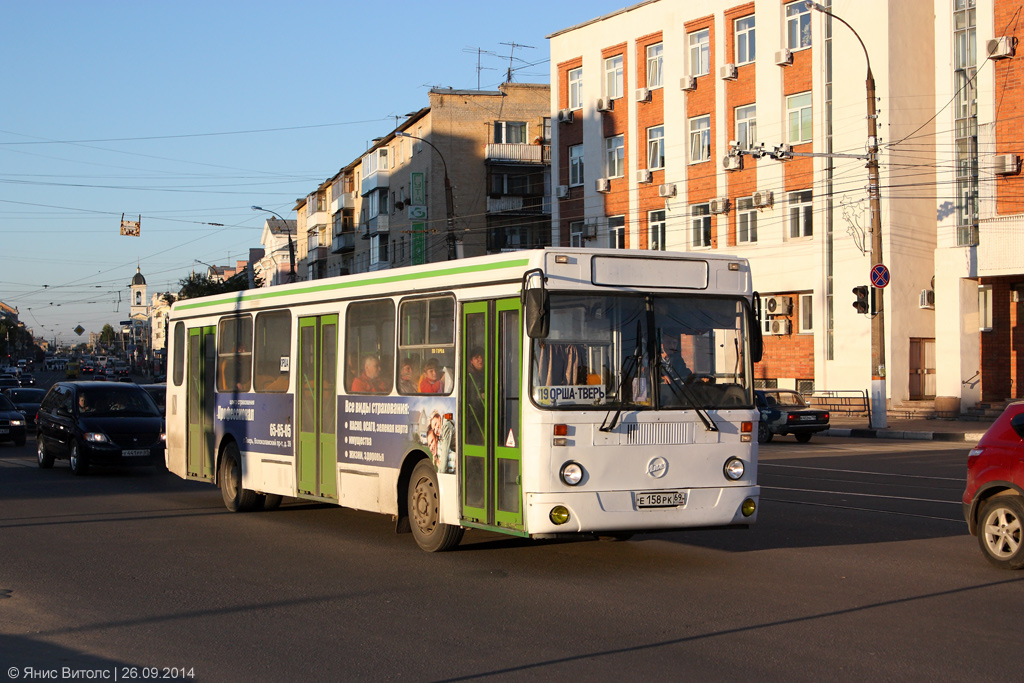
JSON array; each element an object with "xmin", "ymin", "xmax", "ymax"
[
  {"xmin": 806, "ymin": 1, "xmax": 887, "ymax": 429},
  {"xmin": 251, "ymin": 205, "xmax": 297, "ymax": 283},
  {"xmin": 393, "ymin": 131, "xmax": 457, "ymax": 260}
]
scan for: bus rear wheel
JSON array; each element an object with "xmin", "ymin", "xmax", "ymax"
[
  {"xmin": 219, "ymin": 442, "xmax": 260, "ymax": 512},
  {"xmin": 408, "ymin": 459, "xmax": 463, "ymax": 552}
]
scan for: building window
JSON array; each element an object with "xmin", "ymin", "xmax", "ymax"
[
  {"xmin": 494, "ymin": 121, "xmax": 527, "ymax": 144},
  {"xmin": 647, "ymin": 43, "xmax": 663, "ymax": 88},
  {"xmin": 691, "ymin": 204, "xmax": 712, "ymax": 248},
  {"xmin": 569, "ymin": 144, "xmax": 585, "ymax": 187},
  {"xmin": 736, "ymin": 197, "xmax": 757, "ymax": 243},
  {"xmin": 542, "ymin": 117, "xmax": 551, "ymax": 142},
  {"xmin": 735, "ymin": 104, "xmax": 756, "ymax": 151},
  {"xmin": 689, "ymin": 115, "xmax": 711, "ymax": 163},
  {"xmin": 568, "ymin": 67, "xmax": 583, "ymax": 109},
  {"xmin": 604, "ymin": 135, "xmax": 625, "ymax": 178},
  {"xmin": 605, "ymin": 55, "xmax": 623, "ymax": 99},
  {"xmin": 735, "ymin": 15, "xmax": 755, "ymax": 64},
  {"xmin": 689, "ymin": 28, "xmax": 710, "ymax": 76},
  {"xmin": 787, "ymin": 92, "xmax": 812, "ymax": 144},
  {"xmin": 798, "ymin": 294, "xmax": 813, "ymax": 333},
  {"xmin": 370, "ymin": 234, "xmax": 389, "ymax": 266},
  {"xmin": 492, "ymin": 172, "xmax": 529, "ymax": 196},
  {"xmin": 788, "ymin": 190, "xmax": 813, "ymax": 239},
  {"xmin": 649, "ymin": 210, "xmax": 666, "ymax": 250},
  {"xmin": 570, "ymin": 221, "xmax": 584, "ymax": 247},
  {"xmin": 608, "ymin": 216, "xmax": 625, "ymax": 249},
  {"xmin": 979, "ymin": 285, "xmax": 993, "ymax": 331},
  {"xmin": 954, "ymin": 1, "xmax": 978, "ymax": 246},
  {"xmin": 647, "ymin": 125, "xmax": 665, "ymax": 170},
  {"xmin": 786, "ymin": 1, "xmax": 811, "ymax": 50}
]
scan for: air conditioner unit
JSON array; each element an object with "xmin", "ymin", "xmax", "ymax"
[
  {"xmin": 584, "ymin": 219, "xmax": 598, "ymax": 239},
  {"xmin": 765, "ymin": 295, "xmax": 793, "ymax": 316},
  {"xmin": 636, "ymin": 169, "xmax": 653, "ymax": 184},
  {"xmin": 557, "ymin": 108, "xmax": 575, "ymax": 124},
  {"xmin": 658, "ymin": 183, "xmax": 677, "ymax": 198},
  {"xmin": 596, "ymin": 178, "xmax": 611, "ymax": 193},
  {"xmin": 636, "ymin": 87, "xmax": 651, "ymax": 103},
  {"xmin": 919, "ymin": 289, "xmax": 935, "ymax": 310},
  {"xmin": 556, "ymin": 185, "xmax": 570, "ymax": 199},
  {"xmin": 768, "ymin": 318, "xmax": 792, "ymax": 335},
  {"xmin": 992, "ymin": 153, "xmax": 1020, "ymax": 175},
  {"xmin": 596, "ymin": 98, "xmax": 613, "ymax": 112},
  {"xmin": 723, "ymin": 155, "xmax": 743, "ymax": 171},
  {"xmin": 987, "ymin": 36, "xmax": 1017, "ymax": 60},
  {"xmin": 680, "ymin": 76, "xmax": 697, "ymax": 91},
  {"xmin": 720, "ymin": 63, "xmax": 738, "ymax": 81},
  {"xmin": 752, "ymin": 190, "xmax": 774, "ymax": 208},
  {"xmin": 710, "ymin": 197, "xmax": 729, "ymax": 214},
  {"xmin": 775, "ymin": 49, "xmax": 793, "ymax": 66}
]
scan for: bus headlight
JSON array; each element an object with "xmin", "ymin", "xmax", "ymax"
[
  {"xmin": 550, "ymin": 506, "xmax": 570, "ymax": 525},
  {"xmin": 723, "ymin": 457, "xmax": 745, "ymax": 481},
  {"xmin": 560, "ymin": 461, "xmax": 583, "ymax": 486}
]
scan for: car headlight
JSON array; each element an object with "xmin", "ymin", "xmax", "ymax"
[
  {"xmin": 724, "ymin": 457, "xmax": 745, "ymax": 481},
  {"xmin": 84, "ymin": 432, "xmax": 110, "ymax": 444},
  {"xmin": 10, "ymin": 418, "xmax": 24, "ymax": 427},
  {"xmin": 560, "ymin": 461, "xmax": 583, "ymax": 486}
]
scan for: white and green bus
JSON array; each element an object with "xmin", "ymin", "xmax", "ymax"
[{"xmin": 165, "ymin": 248, "xmax": 764, "ymax": 551}]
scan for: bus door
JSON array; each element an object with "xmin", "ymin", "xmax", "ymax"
[
  {"xmin": 187, "ymin": 326, "xmax": 216, "ymax": 481},
  {"xmin": 297, "ymin": 315, "xmax": 338, "ymax": 500},
  {"xmin": 460, "ymin": 298, "xmax": 523, "ymax": 531}
]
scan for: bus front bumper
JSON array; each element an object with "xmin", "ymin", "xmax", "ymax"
[{"xmin": 524, "ymin": 485, "xmax": 759, "ymax": 536}]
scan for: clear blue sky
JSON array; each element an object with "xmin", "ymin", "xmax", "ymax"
[{"xmin": 1, "ymin": 0, "xmax": 626, "ymax": 346}]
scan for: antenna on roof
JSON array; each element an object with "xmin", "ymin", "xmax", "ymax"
[
  {"xmin": 499, "ymin": 41, "xmax": 535, "ymax": 83},
  {"xmin": 463, "ymin": 46, "xmax": 499, "ymax": 90}
]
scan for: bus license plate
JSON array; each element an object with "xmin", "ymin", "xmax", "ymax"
[
  {"xmin": 122, "ymin": 449, "xmax": 149, "ymax": 457},
  {"xmin": 636, "ymin": 490, "xmax": 686, "ymax": 508}
]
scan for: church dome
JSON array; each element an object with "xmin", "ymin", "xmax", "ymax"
[{"xmin": 131, "ymin": 266, "xmax": 146, "ymax": 286}]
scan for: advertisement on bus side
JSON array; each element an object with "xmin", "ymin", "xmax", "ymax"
[
  {"xmin": 338, "ymin": 396, "xmax": 457, "ymax": 473},
  {"xmin": 214, "ymin": 393, "xmax": 294, "ymax": 456}
]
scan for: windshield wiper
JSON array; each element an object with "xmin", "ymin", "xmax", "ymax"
[
  {"xmin": 600, "ymin": 320, "xmax": 643, "ymax": 433},
  {"xmin": 658, "ymin": 358, "xmax": 718, "ymax": 432}
]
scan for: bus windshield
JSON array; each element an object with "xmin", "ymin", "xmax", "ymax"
[{"xmin": 530, "ymin": 293, "xmax": 753, "ymax": 410}]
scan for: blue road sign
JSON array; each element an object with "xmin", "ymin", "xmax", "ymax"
[{"xmin": 871, "ymin": 264, "xmax": 890, "ymax": 288}]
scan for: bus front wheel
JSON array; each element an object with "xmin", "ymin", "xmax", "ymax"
[
  {"xmin": 219, "ymin": 442, "xmax": 260, "ymax": 512},
  {"xmin": 408, "ymin": 459, "xmax": 463, "ymax": 552}
]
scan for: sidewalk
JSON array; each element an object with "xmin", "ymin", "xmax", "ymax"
[{"xmin": 823, "ymin": 414, "xmax": 994, "ymax": 442}]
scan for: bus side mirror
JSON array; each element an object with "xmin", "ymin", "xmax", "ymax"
[
  {"xmin": 524, "ymin": 288, "xmax": 549, "ymax": 339},
  {"xmin": 749, "ymin": 294, "xmax": 763, "ymax": 363}
]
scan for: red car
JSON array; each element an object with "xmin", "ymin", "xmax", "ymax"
[{"xmin": 963, "ymin": 401, "xmax": 1024, "ymax": 569}]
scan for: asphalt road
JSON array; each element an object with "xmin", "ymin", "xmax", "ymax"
[{"xmin": 1, "ymin": 433, "xmax": 1020, "ymax": 683}]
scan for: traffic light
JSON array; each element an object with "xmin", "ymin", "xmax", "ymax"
[{"xmin": 853, "ymin": 286, "xmax": 870, "ymax": 314}]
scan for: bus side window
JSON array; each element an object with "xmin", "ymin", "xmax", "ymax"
[
  {"xmin": 217, "ymin": 316, "xmax": 253, "ymax": 392},
  {"xmin": 253, "ymin": 310, "xmax": 291, "ymax": 392},
  {"xmin": 345, "ymin": 299, "xmax": 395, "ymax": 394},
  {"xmin": 397, "ymin": 295, "xmax": 455, "ymax": 395},
  {"xmin": 172, "ymin": 321, "xmax": 185, "ymax": 387}
]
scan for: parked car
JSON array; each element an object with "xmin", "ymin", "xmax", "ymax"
[
  {"xmin": 0, "ymin": 394, "xmax": 27, "ymax": 447},
  {"xmin": 755, "ymin": 389, "xmax": 830, "ymax": 443},
  {"xmin": 139, "ymin": 383, "xmax": 165, "ymax": 414},
  {"xmin": 963, "ymin": 401, "xmax": 1024, "ymax": 569},
  {"xmin": 36, "ymin": 381, "xmax": 165, "ymax": 475},
  {"xmin": 2, "ymin": 387, "xmax": 46, "ymax": 424}
]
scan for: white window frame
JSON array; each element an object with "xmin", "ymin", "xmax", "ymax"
[
  {"xmin": 569, "ymin": 221, "xmax": 584, "ymax": 247},
  {"xmin": 648, "ymin": 210, "xmax": 666, "ymax": 251},
  {"xmin": 495, "ymin": 121, "xmax": 527, "ymax": 144},
  {"xmin": 799, "ymin": 294, "xmax": 813, "ymax": 333},
  {"xmin": 787, "ymin": 92, "xmax": 812, "ymax": 144},
  {"xmin": 369, "ymin": 234, "xmax": 389, "ymax": 267},
  {"xmin": 568, "ymin": 67, "xmax": 583, "ymax": 110},
  {"xmin": 569, "ymin": 144, "xmax": 584, "ymax": 187},
  {"xmin": 786, "ymin": 1, "xmax": 812, "ymax": 50},
  {"xmin": 690, "ymin": 204, "xmax": 712, "ymax": 248},
  {"xmin": 605, "ymin": 135, "xmax": 625, "ymax": 178},
  {"xmin": 979, "ymin": 285, "xmax": 993, "ymax": 331},
  {"xmin": 689, "ymin": 115, "xmax": 711, "ymax": 164},
  {"xmin": 735, "ymin": 104, "xmax": 756, "ymax": 151},
  {"xmin": 604, "ymin": 55, "xmax": 623, "ymax": 99},
  {"xmin": 647, "ymin": 125, "xmax": 665, "ymax": 170},
  {"xmin": 689, "ymin": 29, "xmax": 710, "ymax": 77},
  {"xmin": 608, "ymin": 215, "xmax": 625, "ymax": 249},
  {"xmin": 646, "ymin": 43, "xmax": 663, "ymax": 88},
  {"xmin": 735, "ymin": 15, "xmax": 755, "ymax": 65},
  {"xmin": 788, "ymin": 190, "xmax": 813, "ymax": 239},
  {"xmin": 736, "ymin": 196, "xmax": 757, "ymax": 244}
]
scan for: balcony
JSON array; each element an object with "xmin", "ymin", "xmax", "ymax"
[
  {"xmin": 332, "ymin": 231, "xmax": 356, "ymax": 254},
  {"xmin": 330, "ymin": 192, "xmax": 356, "ymax": 214},
  {"xmin": 486, "ymin": 194, "xmax": 548, "ymax": 214},
  {"xmin": 361, "ymin": 170, "xmax": 389, "ymax": 196},
  {"xmin": 364, "ymin": 213, "xmax": 389, "ymax": 236},
  {"xmin": 485, "ymin": 143, "xmax": 550, "ymax": 164},
  {"xmin": 307, "ymin": 246, "xmax": 329, "ymax": 264}
]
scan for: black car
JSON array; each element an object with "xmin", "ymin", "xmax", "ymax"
[
  {"xmin": 2, "ymin": 387, "xmax": 46, "ymax": 424},
  {"xmin": 18, "ymin": 373, "xmax": 36, "ymax": 387},
  {"xmin": 36, "ymin": 381, "xmax": 165, "ymax": 474},
  {"xmin": 138, "ymin": 384, "xmax": 166, "ymax": 414},
  {"xmin": 0, "ymin": 394, "xmax": 28, "ymax": 447},
  {"xmin": 755, "ymin": 389, "xmax": 830, "ymax": 443}
]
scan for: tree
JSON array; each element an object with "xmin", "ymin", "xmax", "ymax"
[
  {"xmin": 100, "ymin": 324, "xmax": 116, "ymax": 345},
  {"xmin": 175, "ymin": 270, "xmax": 256, "ymax": 301}
]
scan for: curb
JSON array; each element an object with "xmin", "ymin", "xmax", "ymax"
[{"xmin": 823, "ymin": 428, "xmax": 987, "ymax": 442}]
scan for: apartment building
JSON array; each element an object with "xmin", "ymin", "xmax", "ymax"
[
  {"xmin": 549, "ymin": 0, "xmax": 939, "ymax": 408},
  {"xmin": 289, "ymin": 83, "xmax": 552, "ymax": 279}
]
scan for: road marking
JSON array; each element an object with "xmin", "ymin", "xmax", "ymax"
[
  {"xmin": 761, "ymin": 462, "xmax": 964, "ymax": 482},
  {"xmin": 764, "ymin": 485, "xmax": 960, "ymax": 505}
]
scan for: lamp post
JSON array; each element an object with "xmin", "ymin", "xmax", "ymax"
[
  {"xmin": 251, "ymin": 206, "xmax": 297, "ymax": 283},
  {"xmin": 393, "ymin": 131, "xmax": 457, "ymax": 260},
  {"xmin": 806, "ymin": 1, "xmax": 886, "ymax": 429}
]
